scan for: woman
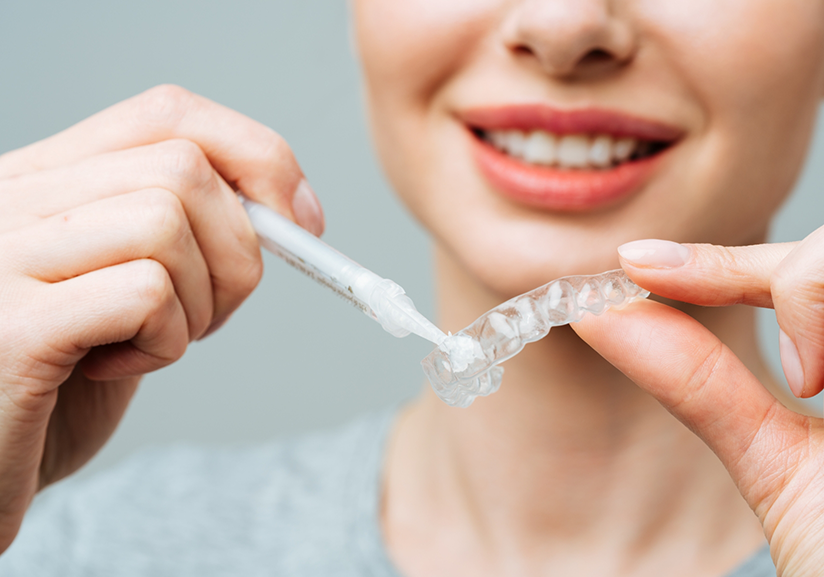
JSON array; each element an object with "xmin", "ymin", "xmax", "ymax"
[{"xmin": 0, "ymin": 1, "xmax": 822, "ymax": 575}]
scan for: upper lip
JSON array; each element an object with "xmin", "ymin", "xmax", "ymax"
[{"xmin": 459, "ymin": 105, "xmax": 684, "ymax": 143}]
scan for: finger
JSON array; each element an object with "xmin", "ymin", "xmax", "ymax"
[
  {"xmin": 2, "ymin": 141, "xmax": 264, "ymax": 330},
  {"xmin": 617, "ymin": 239, "xmax": 796, "ymax": 308},
  {"xmin": 618, "ymin": 230, "xmax": 824, "ymax": 400},
  {"xmin": 570, "ymin": 300, "xmax": 803, "ymax": 497},
  {"xmin": 2, "ymin": 258, "xmax": 188, "ymax": 399},
  {"xmin": 771, "ymin": 225, "xmax": 824, "ymax": 398},
  {"xmin": 0, "ymin": 84, "xmax": 324, "ymax": 234},
  {"xmin": 5, "ymin": 190, "xmax": 213, "ymax": 341},
  {"xmin": 48, "ymin": 259, "xmax": 190, "ymax": 382}
]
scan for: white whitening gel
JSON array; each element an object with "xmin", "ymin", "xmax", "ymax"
[{"xmin": 239, "ymin": 194, "xmax": 446, "ymax": 344}]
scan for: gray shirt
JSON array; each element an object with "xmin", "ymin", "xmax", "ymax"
[{"xmin": 0, "ymin": 409, "xmax": 775, "ymax": 576}]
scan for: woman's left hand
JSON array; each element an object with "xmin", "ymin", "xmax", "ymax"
[{"xmin": 571, "ymin": 226, "xmax": 824, "ymax": 577}]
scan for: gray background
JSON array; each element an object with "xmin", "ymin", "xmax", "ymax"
[{"xmin": 0, "ymin": 1, "xmax": 821, "ymax": 478}]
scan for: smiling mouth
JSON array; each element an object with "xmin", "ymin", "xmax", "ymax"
[
  {"xmin": 460, "ymin": 105, "xmax": 682, "ymax": 211},
  {"xmin": 473, "ymin": 128, "xmax": 671, "ymax": 170}
]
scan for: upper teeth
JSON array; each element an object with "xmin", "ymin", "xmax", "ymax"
[{"xmin": 485, "ymin": 130, "xmax": 640, "ymax": 169}]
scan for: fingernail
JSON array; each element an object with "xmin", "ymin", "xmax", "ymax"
[
  {"xmin": 291, "ymin": 179, "xmax": 325, "ymax": 236},
  {"xmin": 779, "ymin": 329, "xmax": 805, "ymax": 397},
  {"xmin": 618, "ymin": 239, "xmax": 691, "ymax": 269}
]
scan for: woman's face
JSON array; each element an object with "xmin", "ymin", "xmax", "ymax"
[{"xmin": 353, "ymin": 0, "xmax": 824, "ymax": 297}]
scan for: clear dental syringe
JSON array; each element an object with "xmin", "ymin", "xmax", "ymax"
[{"xmin": 239, "ymin": 194, "xmax": 446, "ymax": 344}]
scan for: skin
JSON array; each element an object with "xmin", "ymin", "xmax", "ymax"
[
  {"xmin": 354, "ymin": 0, "xmax": 824, "ymax": 293},
  {"xmin": 0, "ymin": 1, "xmax": 822, "ymax": 577},
  {"xmin": 350, "ymin": 0, "xmax": 824, "ymax": 575},
  {"xmin": 574, "ymin": 238, "xmax": 824, "ymax": 576},
  {"xmin": 0, "ymin": 85, "xmax": 324, "ymax": 550}
]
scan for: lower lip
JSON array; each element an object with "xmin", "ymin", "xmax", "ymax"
[{"xmin": 470, "ymin": 132, "xmax": 666, "ymax": 212}]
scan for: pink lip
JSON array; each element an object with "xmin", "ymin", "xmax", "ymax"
[
  {"xmin": 461, "ymin": 105, "xmax": 683, "ymax": 141},
  {"xmin": 460, "ymin": 105, "xmax": 682, "ymax": 212}
]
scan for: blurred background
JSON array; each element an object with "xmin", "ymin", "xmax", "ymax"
[{"xmin": 1, "ymin": 0, "xmax": 822, "ymax": 478}]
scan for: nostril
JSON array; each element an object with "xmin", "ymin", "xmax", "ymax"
[
  {"xmin": 512, "ymin": 44, "xmax": 535, "ymax": 57},
  {"xmin": 510, "ymin": 43, "xmax": 622, "ymax": 78},
  {"xmin": 580, "ymin": 48, "xmax": 613, "ymax": 66}
]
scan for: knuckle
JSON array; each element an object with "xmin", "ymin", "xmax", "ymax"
[
  {"xmin": 149, "ymin": 334, "xmax": 188, "ymax": 368},
  {"xmin": 153, "ymin": 139, "xmax": 213, "ymax": 190},
  {"xmin": 136, "ymin": 84, "xmax": 193, "ymax": 129},
  {"xmin": 710, "ymin": 245, "xmax": 744, "ymax": 273},
  {"xmin": 135, "ymin": 259, "xmax": 175, "ymax": 311},
  {"xmin": 138, "ymin": 189, "xmax": 189, "ymax": 242},
  {"xmin": 165, "ymin": 333, "xmax": 189, "ymax": 364},
  {"xmin": 214, "ymin": 251, "xmax": 263, "ymax": 306},
  {"xmin": 778, "ymin": 266, "xmax": 824, "ymax": 299},
  {"xmin": 235, "ymin": 211, "xmax": 260, "ymax": 252},
  {"xmin": 259, "ymin": 130, "xmax": 298, "ymax": 174},
  {"xmin": 238, "ymin": 251, "xmax": 264, "ymax": 294},
  {"xmin": 770, "ymin": 265, "xmax": 793, "ymax": 302},
  {"xmin": 770, "ymin": 260, "xmax": 824, "ymax": 320},
  {"xmin": 213, "ymin": 251, "xmax": 263, "ymax": 313}
]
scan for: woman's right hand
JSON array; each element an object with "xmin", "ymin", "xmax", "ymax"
[{"xmin": 0, "ymin": 85, "xmax": 324, "ymax": 552}]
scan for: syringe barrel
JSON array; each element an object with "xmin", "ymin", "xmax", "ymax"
[
  {"xmin": 240, "ymin": 195, "xmax": 375, "ymax": 313},
  {"xmin": 240, "ymin": 195, "xmax": 444, "ymax": 343}
]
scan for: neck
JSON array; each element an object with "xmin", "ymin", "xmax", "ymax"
[{"xmin": 383, "ymin": 247, "xmax": 769, "ymax": 577}]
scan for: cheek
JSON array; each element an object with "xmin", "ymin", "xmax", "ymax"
[
  {"xmin": 641, "ymin": 0, "xmax": 824, "ymax": 234},
  {"xmin": 352, "ymin": 0, "xmax": 824, "ymax": 298},
  {"xmin": 354, "ymin": 0, "xmax": 499, "ymax": 106},
  {"xmin": 353, "ymin": 0, "xmax": 501, "ymax": 211},
  {"xmin": 641, "ymin": 0, "xmax": 824, "ymax": 102}
]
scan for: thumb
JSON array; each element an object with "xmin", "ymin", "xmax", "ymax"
[
  {"xmin": 570, "ymin": 299, "xmax": 794, "ymax": 490},
  {"xmin": 617, "ymin": 228, "xmax": 824, "ymax": 398}
]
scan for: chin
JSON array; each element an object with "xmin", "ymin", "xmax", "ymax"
[
  {"xmin": 420, "ymin": 177, "xmax": 662, "ymax": 300},
  {"xmin": 434, "ymin": 213, "xmax": 634, "ymax": 299}
]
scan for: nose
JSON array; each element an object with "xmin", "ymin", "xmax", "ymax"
[{"xmin": 502, "ymin": 0, "xmax": 637, "ymax": 78}]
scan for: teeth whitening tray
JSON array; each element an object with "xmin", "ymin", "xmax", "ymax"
[{"xmin": 240, "ymin": 194, "xmax": 649, "ymax": 409}]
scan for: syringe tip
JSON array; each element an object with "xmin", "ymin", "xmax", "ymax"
[{"xmin": 371, "ymin": 285, "xmax": 446, "ymax": 344}]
